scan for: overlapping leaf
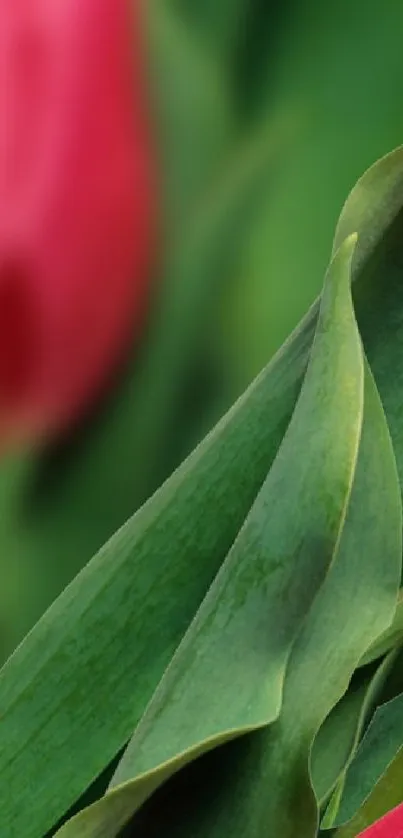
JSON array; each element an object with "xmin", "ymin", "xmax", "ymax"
[
  {"xmin": 311, "ymin": 651, "xmax": 396, "ymax": 808},
  {"xmin": 92, "ymin": 357, "xmax": 399, "ymax": 838},
  {"xmin": 334, "ymin": 753, "xmax": 403, "ymax": 838},
  {"xmin": 55, "ymin": 233, "xmax": 364, "ymax": 836},
  {"xmin": 1, "ymin": 147, "xmax": 403, "ymax": 838},
  {"xmin": 330, "ymin": 690, "xmax": 403, "ymax": 835}
]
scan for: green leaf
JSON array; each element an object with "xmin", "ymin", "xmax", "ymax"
[
  {"xmin": 0, "ymin": 230, "xmax": 362, "ymax": 838},
  {"xmin": 163, "ymin": 361, "xmax": 400, "ymax": 838},
  {"xmin": 311, "ymin": 653, "xmax": 395, "ymax": 807},
  {"xmin": 359, "ymin": 591, "xmax": 403, "ymax": 667},
  {"xmin": 2, "ymin": 146, "xmax": 403, "ymax": 837},
  {"xmin": 54, "ymin": 233, "xmax": 364, "ymax": 837},
  {"xmin": 0, "ymin": 329, "xmax": 296, "ymax": 838},
  {"xmin": 312, "ymin": 680, "xmax": 375, "ymax": 809},
  {"xmin": 331, "ymin": 691, "xmax": 403, "ymax": 830},
  {"xmin": 320, "ymin": 650, "xmax": 400, "ymax": 829},
  {"xmin": 334, "ymin": 748, "xmax": 403, "ymax": 838}
]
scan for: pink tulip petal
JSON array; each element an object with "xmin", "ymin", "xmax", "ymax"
[
  {"xmin": 0, "ymin": 0, "xmax": 155, "ymax": 442},
  {"xmin": 358, "ymin": 803, "xmax": 403, "ymax": 837}
]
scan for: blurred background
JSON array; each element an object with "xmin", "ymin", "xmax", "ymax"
[{"xmin": 1, "ymin": 0, "xmax": 403, "ymax": 661}]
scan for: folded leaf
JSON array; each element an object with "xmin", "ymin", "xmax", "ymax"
[
  {"xmin": 2, "ymin": 147, "xmax": 403, "ymax": 837},
  {"xmin": 332, "ymin": 691, "xmax": 403, "ymax": 830},
  {"xmin": 54, "ymin": 233, "xmax": 364, "ymax": 837},
  {"xmin": 312, "ymin": 653, "xmax": 395, "ymax": 806},
  {"xmin": 141, "ymin": 361, "xmax": 400, "ymax": 838}
]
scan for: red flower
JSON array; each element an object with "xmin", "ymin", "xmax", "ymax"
[
  {"xmin": 358, "ymin": 803, "xmax": 403, "ymax": 837},
  {"xmin": 0, "ymin": 0, "xmax": 155, "ymax": 443}
]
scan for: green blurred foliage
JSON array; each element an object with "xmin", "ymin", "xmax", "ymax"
[
  {"xmin": 1, "ymin": 0, "xmax": 403, "ymax": 660},
  {"xmin": 218, "ymin": 0, "xmax": 403, "ymax": 391}
]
